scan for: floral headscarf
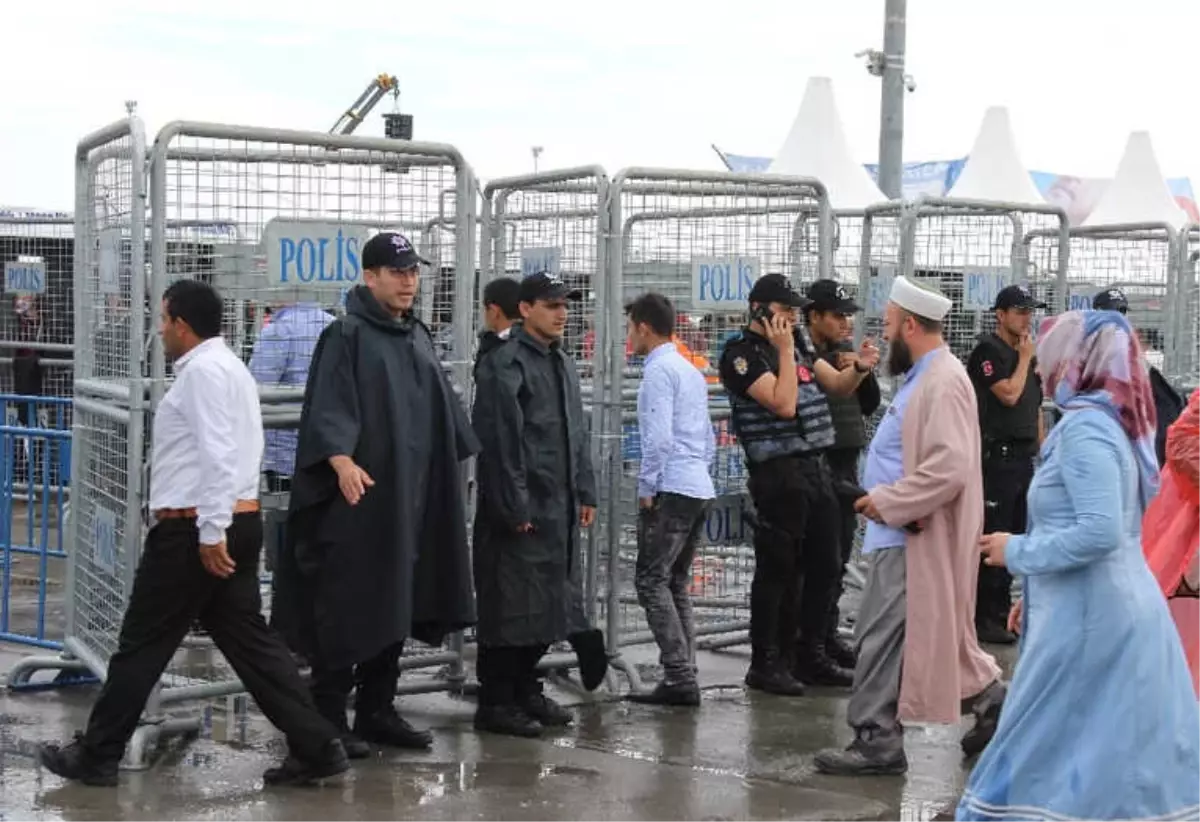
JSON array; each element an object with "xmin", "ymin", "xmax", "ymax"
[{"xmin": 1037, "ymin": 310, "xmax": 1160, "ymax": 510}]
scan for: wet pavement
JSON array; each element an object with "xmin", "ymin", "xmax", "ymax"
[{"xmin": 0, "ymin": 642, "xmax": 1016, "ymax": 821}]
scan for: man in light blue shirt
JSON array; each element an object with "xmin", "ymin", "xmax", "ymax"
[
  {"xmin": 625, "ymin": 293, "xmax": 716, "ymax": 707},
  {"xmin": 249, "ymin": 302, "xmax": 336, "ymax": 491}
]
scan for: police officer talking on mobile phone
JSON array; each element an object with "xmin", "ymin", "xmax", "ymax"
[
  {"xmin": 719, "ymin": 274, "xmax": 880, "ymax": 695},
  {"xmin": 966, "ymin": 284, "xmax": 1046, "ymax": 645}
]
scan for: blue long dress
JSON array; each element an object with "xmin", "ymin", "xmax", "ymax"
[{"xmin": 958, "ymin": 408, "xmax": 1200, "ymax": 821}]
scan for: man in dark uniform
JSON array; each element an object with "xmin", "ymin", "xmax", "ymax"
[
  {"xmin": 272, "ymin": 232, "xmax": 479, "ymax": 759},
  {"xmin": 966, "ymin": 284, "xmax": 1046, "ymax": 645},
  {"xmin": 719, "ymin": 274, "xmax": 880, "ymax": 695},
  {"xmin": 472, "ymin": 272, "xmax": 605, "ymax": 737},
  {"xmin": 1093, "ymin": 286, "xmax": 1185, "ymax": 466},
  {"xmin": 476, "ymin": 276, "xmax": 521, "ymax": 371},
  {"xmin": 802, "ymin": 279, "xmax": 881, "ymax": 671}
]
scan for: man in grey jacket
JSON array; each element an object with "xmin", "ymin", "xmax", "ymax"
[{"xmin": 471, "ymin": 273, "xmax": 604, "ymax": 738}]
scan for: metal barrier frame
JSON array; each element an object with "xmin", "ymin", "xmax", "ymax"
[{"xmin": 602, "ymin": 168, "xmax": 832, "ymax": 690}]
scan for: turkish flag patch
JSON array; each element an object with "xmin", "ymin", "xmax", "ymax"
[
  {"xmin": 797, "ymin": 365, "xmax": 812, "ymax": 383},
  {"xmin": 982, "ymin": 361, "xmax": 994, "ymax": 377}
]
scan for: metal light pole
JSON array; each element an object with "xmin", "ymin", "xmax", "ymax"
[
  {"xmin": 878, "ymin": 0, "xmax": 908, "ymax": 200},
  {"xmin": 531, "ymin": 146, "xmax": 544, "ymax": 173},
  {"xmin": 858, "ymin": 0, "xmax": 912, "ymax": 200}
]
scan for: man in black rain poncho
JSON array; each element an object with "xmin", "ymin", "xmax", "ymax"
[
  {"xmin": 272, "ymin": 232, "xmax": 478, "ymax": 759},
  {"xmin": 471, "ymin": 272, "xmax": 607, "ymax": 738}
]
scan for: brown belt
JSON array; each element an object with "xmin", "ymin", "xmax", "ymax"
[{"xmin": 154, "ymin": 499, "xmax": 261, "ymax": 520}]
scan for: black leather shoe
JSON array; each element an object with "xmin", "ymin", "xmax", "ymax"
[
  {"xmin": 976, "ymin": 621, "xmax": 1017, "ymax": 646},
  {"xmin": 353, "ymin": 708, "xmax": 433, "ymax": 750},
  {"xmin": 745, "ymin": 667, "xmax": 807, "ymax": 697},
  {"xmin": 37, "ymin": 734, "xmax": 119, "ymax": 787},
  {"xmin": 814, "ymin": 735, "xmax": 907, "ymax": 776},
  {"xmin": 962, "ymin": 680, "xmax": 1006, "ymax": 758},
  {"xmin": 263, "ymin": 739, "xmax": 350, "ymax": 786},
  {"xmin": 794, "ymin": 648, "xmax": 855, "ymax": 687},
  {"xmin": 825, "ymin": 635, "xmax": 858, "ymax": 669},
  {"xmin": 522, "ymin": 693, "xmax": 573, "ymax": 727},
  {"xmin": 474, "ymin": 705, "xmax": 543, "ymax": 738},
  {"xmin": 627, "ymin": 682, "xmax": 701, "ymax": 707}
]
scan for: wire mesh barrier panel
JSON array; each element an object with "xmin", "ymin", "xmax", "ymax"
[
  {"xmin": 601, "ymin": 170, "xmax": 831, "ymax": 669},
  {"xmin": 5, "ymin": 118, "xmax": 148, "ymax": 698},
  {"xmin": 1173, "ymin": 224, "xmax": 1199, "ymax": 390},
  {"xmin": 866, "ymin": 200, "xmax": 1069, "ymax": 364},
  {"xmin": 137, "ymin": 123, "xmax": 478, "ymax": 741},
  {"xmin": 0, "ymin": 423, "xmax": 71, "ymax": 649},
  {"xmin": 480, "ymin": 169, "xmax": 608, "ymax": 649},
  {"xmin": 0, "ymin": 216, "xmax": 75, "ymax": 400}
]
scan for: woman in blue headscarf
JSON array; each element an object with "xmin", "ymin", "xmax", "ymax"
[{"xmin": 958, "ymin": 310, "xmax": 1200, "ymax": 821}]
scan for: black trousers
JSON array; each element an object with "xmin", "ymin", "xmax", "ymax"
[
  {"xmin": 309, "ymin": 641, "xmax": 405, "ymax": 728},
  {"xmin": 824, "ymin": 447, "xmax": 862, "ymax": 641},
  {"xmin": 746, "ymin": 453, "xmax": 842, "ymax": 667},
  {"xmin": 976, "ymin": 453, "xmax": 1036, "ymax": 626},
  {"xmin": 82, "ymin": 513, "xmax": 336, "ymax": 761},
  {"xmin": 476, "ymin": 644, "xmax": 550, "ymax": 707}
]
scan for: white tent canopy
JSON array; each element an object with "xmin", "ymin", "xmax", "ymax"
[
  {"xmin": 1082, "ymin": 131, "xmax": 1188, "ymax": 228},
  {"xmin": 766, "ymin": 76, "xmax": 885, "ymax": 212},
  {"xmin": 946, "ymin": 106, "xmax": 1045, "ymax": 205}
]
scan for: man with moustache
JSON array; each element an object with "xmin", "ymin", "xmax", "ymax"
[
  {"xmin": 471, "ymin": 272, "xmax": 606, "ymax": 738},
  {"xmin": 967, "ymin": 284, "xmax": 1046, "ymax": 644},
  {"xmin": 815, "ymin": 276, "xmax": 1005, "ymax": 776}
]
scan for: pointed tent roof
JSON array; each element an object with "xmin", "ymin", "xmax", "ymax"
[
  {"xmin": 946, "ymin": 106, "xmax": 1044, "ymax": 204},
  {"xmin": 767, "ymin": 76, "xmax": 885, "ymax": 211},
  {"xmin": 1082, "ymin": 131, "xmax": 1188, "ymax": 227}
]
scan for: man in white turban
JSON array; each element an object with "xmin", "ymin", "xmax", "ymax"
[{"xmin": 815, "ymin": 276, "xmax": 1005, "ymax": 776}]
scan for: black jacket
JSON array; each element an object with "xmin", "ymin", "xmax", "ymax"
[{"xmin": 471, "ymin": 324, "xmax": 597, "ymax": 646}]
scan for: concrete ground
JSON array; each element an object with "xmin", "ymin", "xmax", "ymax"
[{"xmin": 0, "ymin": 640, "xmax": 1017, "ymax": 822}]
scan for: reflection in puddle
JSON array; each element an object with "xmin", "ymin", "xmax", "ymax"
[{"xmin": 394, "ymin": 761, "xmax": 600, "ymax": 805}]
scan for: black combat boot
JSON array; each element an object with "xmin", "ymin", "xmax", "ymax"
[
  {"xmin": 37, "ymin": 733, "xmax": 119, "ymax": 787},
  {"xmin": 793, "ymin": 642, "xmax": 854, "ymax": 687},
  {"xmin": 313, "ymin": 694, "xmax": 371, "ymax": 760},
  {"xmin": 262, "ymin": 739, "xmax": 350, "ymax": 786},
  {"xmin": 745, "ymin": 647, "xmax": 807, "ymax": 697},
  {"xmin": 961, "ymin": 679, "xmax": 1007, "ymax": 757},
  {"xmin": 825, "ymin": 633, "xmax": 858, "ymax": 670}
]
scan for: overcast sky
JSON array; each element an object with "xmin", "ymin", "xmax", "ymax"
[{"xmin": 3, "ymin": 0, "xmax": 1196, "ymax": 210}]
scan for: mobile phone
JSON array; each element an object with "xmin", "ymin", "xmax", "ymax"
[{"xmin": 750, "ymin": 304, "xmax": 774, "ymax": 324}]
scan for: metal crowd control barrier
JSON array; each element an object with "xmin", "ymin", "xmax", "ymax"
[
  {"xmin": 9, "ymin": 117, "xmax": 481, "ymax": 770},
  {"xmin": 0, "ymin": 422, "xmax": 71, "ymax": 650},
  {"xmin": 1173, "ymin": 224, "xmax": 1198, "ymax": 390},
  {"xmin": 859, "ymin": 197, "xmax": 1070, "ymax": 364},
  {"xmin": 600, "ymin": 168, "xmax": 831, "ymax": 688},
  {"xmin": 1027, "ymin": 220, "xmax": 1195, "ymax": 381}
]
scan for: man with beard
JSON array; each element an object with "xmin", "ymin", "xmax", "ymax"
[
  {"xmin": 802, "ymin": 279, "xmax": 881, "ymax": 672},
  {"xmin": 718, "ymin": 274, "xmax": 879, "ymax": 696},
  {"xmin": 471, "ymin": 272, "xmax": 605, "ymax": 737},
  {"xmin": 272, "ymin": 232, "xmax": 478, "ymax": 759},
  {"xmin": 966, "ymin": 284, "xmax": 1046, "ymax": 645},
  {"xmin": 815, "ymin": 276, "xmax": 1005, "ymax": 776}
]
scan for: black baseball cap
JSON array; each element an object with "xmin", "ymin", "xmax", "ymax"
[
  {"xmin": 992, "ymin": 284, "xmax": 1047, "ymax": 311},
  {"xmin": 362, "ymin": 232, "xmax": 429, "ymax": 271},
  {"xmin": 1092, "ymin": 287, "xmax": 1129, "ymax": 313},
  {"xmin": 806, "ymin": 279, "xmax": 860, "ymax": 314},
  {"xmin": 518, "ymin": 272, "xmax": 583, "ymax": 303},
  {"xmin": 748, "ymin": 273, "xmax": 812, "ymax": 309}
]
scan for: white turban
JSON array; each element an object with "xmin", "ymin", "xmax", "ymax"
[{"xmin": 889, "ymin": 275, "xmax": 952, "ymax": 321}]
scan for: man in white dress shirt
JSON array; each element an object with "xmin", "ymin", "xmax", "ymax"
[{"xmin": 38, "ymin": 280, "xmax": 347, "ymax": 787}]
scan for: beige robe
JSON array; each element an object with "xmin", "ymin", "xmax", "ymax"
[{"xmin": 871, "ymin": 346, "xmax": 1002, "ymax": 724}]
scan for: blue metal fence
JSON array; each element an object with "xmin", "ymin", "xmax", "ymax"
[{"xmin": 0, "ymin": 412, "xmax": 71, "ymax": 651}]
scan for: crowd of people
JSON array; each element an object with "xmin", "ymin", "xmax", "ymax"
[{"xmin": 32, "ymin": 231, "xmax": 1200, "ymax": 819}]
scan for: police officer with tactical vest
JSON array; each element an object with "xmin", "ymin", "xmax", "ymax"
[
  {"xmin": 719, "ymin": 274, "xmax": 880, "ymax": 695},
  {"xmin": 802, "ymin": 279, "xmax": 881, "ymax": 674},
  {"xmin": 966, "ymin": 284, "xmax": 1046, "ymax": 645}
]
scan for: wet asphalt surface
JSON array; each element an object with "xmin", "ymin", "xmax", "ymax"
[{"xmin": 0, "ymin": 640, "xmax": 1017, "ymax": 822}]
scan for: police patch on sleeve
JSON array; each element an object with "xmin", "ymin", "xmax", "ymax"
[
  {"xmin": 733, "ymin": 356, "xmax": 748, "ymax": 376},
  {"xmin": 982, "ymin": 360, "xmax": 994, "ymax": 377}
]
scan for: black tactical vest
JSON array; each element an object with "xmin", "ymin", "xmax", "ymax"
[{"xmin": 723, "ymin": 329, "xmax": 835, "ymax": 466}]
